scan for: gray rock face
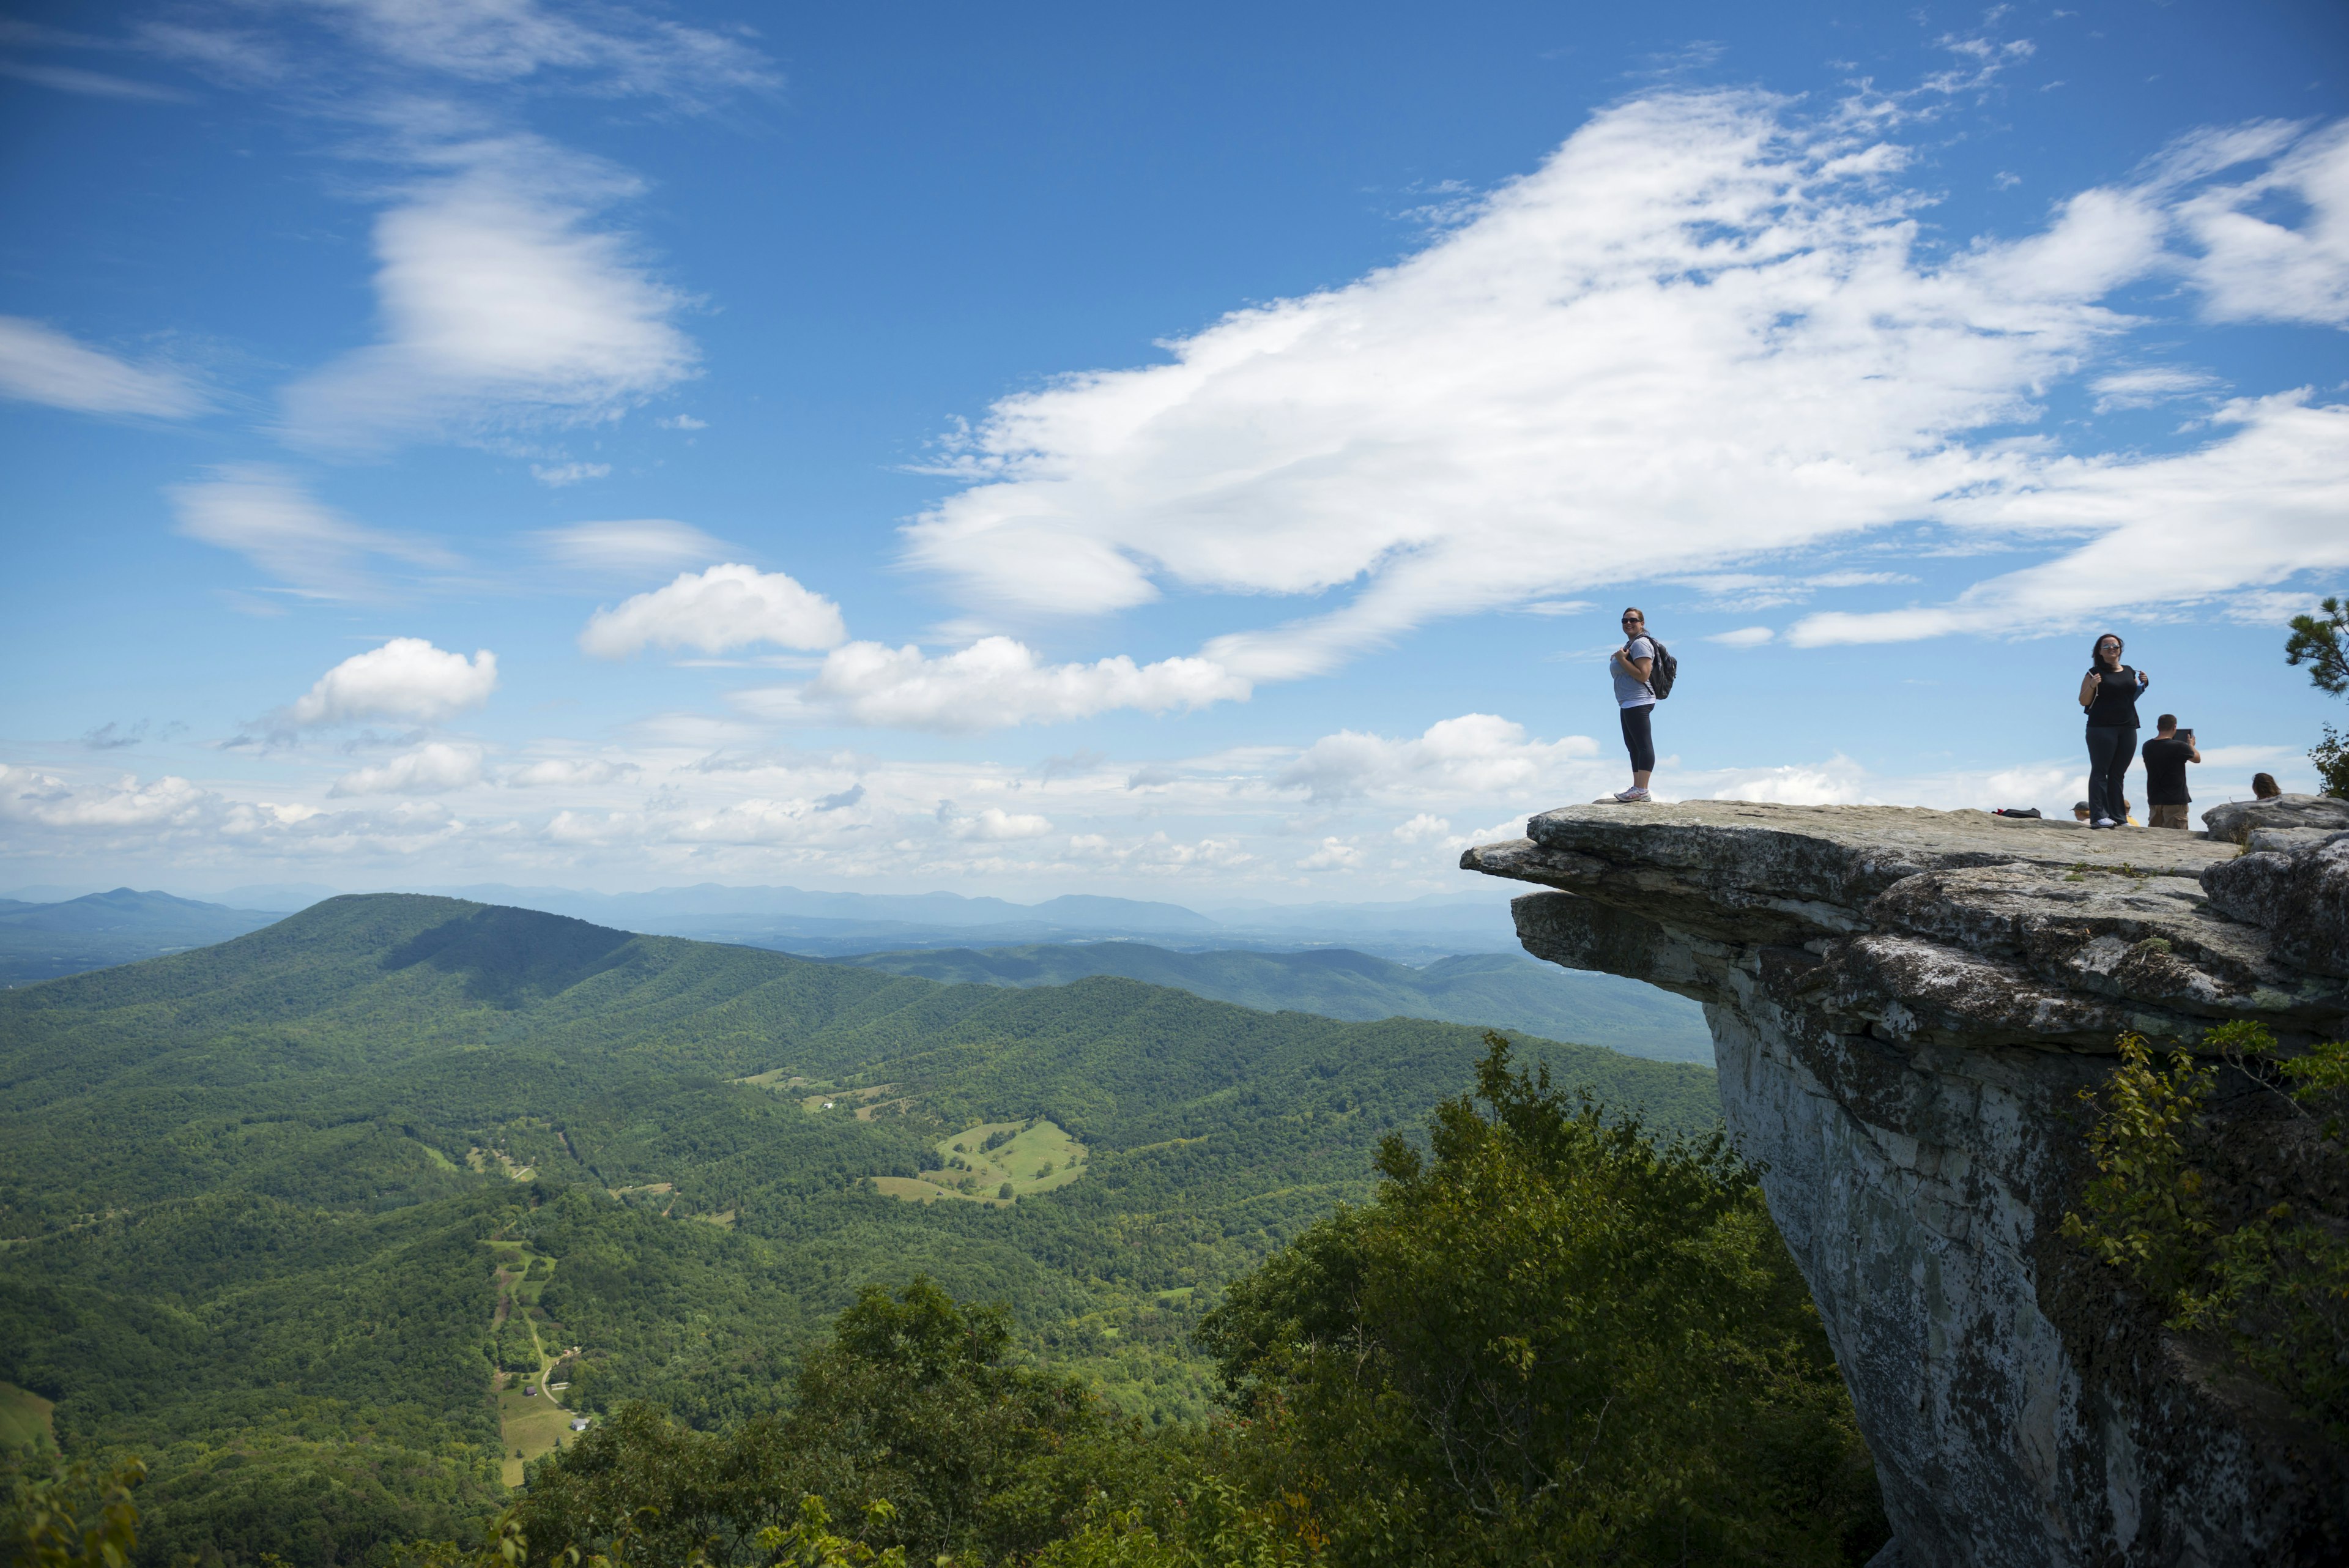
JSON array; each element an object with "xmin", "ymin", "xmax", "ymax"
[
  {"xmin": 2201, "ymin": 793, "xmax": 2349, "ymax": 846},
  {"xmin": 1462, "ymin": 802, "xmax": 2349, "ymax": 1567}
]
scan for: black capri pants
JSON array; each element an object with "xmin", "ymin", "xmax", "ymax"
[{"xmin": 1620, "ymin": 703, "xmax": 1656, "ymax": 773}]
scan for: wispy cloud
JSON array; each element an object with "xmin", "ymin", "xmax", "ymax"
[
  {"xmin": 0, "ymin": 316, "xmax": 209, "ymax": 417},
  {"xmin": 0, "ymin": 58, "xmax": 193, "ymax": 101},
  {"xmin": 533, "ymin": 519, "xmax": 727, "ymax": 573},
  {"xmin": 276, "ymin": 136, "xmax": 698, "ymax": 452},
  {"xmin": 168, "ymin": 465, "xmax": 455, "ymax": 599},
  {"xmin": 896, "ymin": 97, "xmax": 2349, "ymax": 669}
]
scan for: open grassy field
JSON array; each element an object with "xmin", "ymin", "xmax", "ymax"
[
  {"xmin": 497, "ymin": 1373, "xmax": 584, "ymax": 1484},
  {"xmin": 0, "ymin": 1380, "xmax": 56, "ymax": 1455},
  {"xmin": 877, "ymin": 1118, "xmax": 1087, "ymax": 1206},
  {"xmin": 486, "ymin": 1239, "xmax": 589, "ymax": 1485}
]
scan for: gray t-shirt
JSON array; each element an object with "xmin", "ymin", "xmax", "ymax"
[{"xmin": 1612, "ymin": 636, "xmax": 1657, "ymax": 708}]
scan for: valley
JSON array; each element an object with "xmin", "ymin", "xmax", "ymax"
[{"xmin": 0, "ymin": 891, "xmax": 1716, "ymax": 1563}]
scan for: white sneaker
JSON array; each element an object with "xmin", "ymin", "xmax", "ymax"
[
  {"xmin": 1613, "ymin": 788, "xmax": 1652, "ymax": 803},
  {"xmin": 2092, "ymin": 817, "xmax": 2118, "ymax": 829}
]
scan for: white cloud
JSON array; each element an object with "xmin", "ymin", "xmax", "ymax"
[
  {"xmin": 2174, "ymin": 120, "xmax": 2349, "ymax": 327},
  {"xmin": 779, "ymin": 637, "xmax": 1251, "ymax": 731},
  {"xmin": 950, "ymin": 806, "xmax": 1054, "ymax": 841},
  {"xmin": 1391, "ymin": 813, "xmax": 1452, "ymax": 842},
  {"xmin": 894, "ymin": 96, "xmax": 2349, "ymax": 671},
  {"xmin": 1298, "ymin": 838, "xmax": 1362, "ymax": 871},
  {"xmin": 1706, "ymin": 626, "xmax": 1775, "ymax": 647},
  {"xmin": 285, "ymin": 637, "xmax": 498, "ymax": 727},
  {"xmin": 581, "ymin": 563, "xmax": 847, "ymax": 659},
  {"xmin": 2090, "ymin": 366, "xmax": 2221, "ymax": 412},
  {"xmin": 533, "ymin": 519, "xmax": 725, "ymax": 573},
  {"xmin": 0, "ymin": 763, "xmax": 461, "ymax": 856},
  {"xmin": 328, "ymin": 741, "xmax": 484, "ymax": 796},
  {"xmin": 531, "ymin": 460, "xmax": 610, "ymax": 486},
  {"xmin": 656, "ymin": 414, "xmax": 705, "ymax": 429},
  {"xmin": 0, "ymin": 59, "xmax": 193, "ymax": 102},
  {"xmin": 0, "ymin": 316, "xmax": 207, "ymax": 417},
  {"xmin": 1787, "ymin": 393, "xmax": 2349, "ymax": 645},
  {"xmin": 0, "ymin": 765, "xmax": 212, "ymax": 831},
  {"xmin": 503, "ymin": 757, "xmax": 636, "ymax": 787},
  {"xmin": 168, "ymin": 464, "xmax": 456, "ymax": 598},
  {"xmin": 1279, "ymin": 713, "xmax": 1599, "ymax": 803},
  {"xmin": 278, "ymin": 137, "xmax": 697, "ymax": 451},
  {"xmin": 298, "ymin": 0, "xmax": 777, "ymax": 103}
]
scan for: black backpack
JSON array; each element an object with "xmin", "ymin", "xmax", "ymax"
[{"xmin": 1643, "ymin": 637, "xmax": 1677, "ymax": 700}]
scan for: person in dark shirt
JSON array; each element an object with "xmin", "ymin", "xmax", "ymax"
[
  {"xmin": 2140, "ymin": 715, "xmax": 2200, "ymax": 830},
  {"xmin": 2076, "ymin": 633, "xmax": 2149, "ymax": 829}
]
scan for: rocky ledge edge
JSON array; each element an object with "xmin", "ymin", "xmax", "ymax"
[{"xmin": 1461, "ymin": 798, "xmax": 2349, "ymax": 1568}]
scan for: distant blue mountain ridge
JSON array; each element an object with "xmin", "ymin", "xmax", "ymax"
[{"xmin": 0, "ymin": 882, "xmax": 1704, "ymax": 1061}]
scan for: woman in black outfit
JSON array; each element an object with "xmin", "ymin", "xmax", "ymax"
[{"xmin": 2077, "ymin": 633, "xmax": 2148, "ymax": 828}]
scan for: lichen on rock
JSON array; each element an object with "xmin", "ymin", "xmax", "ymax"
[{"xmin": 1463, "ymin": 801, "xmax": 2349, "ymax": 1568}]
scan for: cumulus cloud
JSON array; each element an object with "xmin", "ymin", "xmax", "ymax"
[
  {"xmin": 0, "ymin": 762, "xmax": 461, "ymax": 856},
  {"xmin": 285, "ymin": 637, "xmax": 498, "ymax": 727},
  {"xmin": 1297, "ymin": 838, "xmax": 1362, "ymax": 872},
  {"xmin": 777, "ymin": 637, "xmax": 1252, "ymax": 731},
  {"xmin": 535, "ymin": 519, "xmax": 725, "ymax": 573},
  {"xmin": 328, "ymin": 741, "xmax": 484, "ymax": 796},
  {"xmin": 1391, "ymin": 813, "xmax": 1452, "ymax": 842},
  {"xmin": 0, "ymin": 764, "xmax": 212, "ymax": 831},
  {"xmin": 1279, "ymin": 714, "xmax": 1598, "ymax": 803},
  {"xmin": 169, "ymin": 465, "xmax": 456, "ymax": 598},
  {"xmin": 581, "ymin": 563, "xmax": 847, "ymax": 658},
  {"xmin": 278, "ymin": 137, "xmax": 697, "ymax": 451},
  {"xmin": 896, "ymin": 97, "xmax": 2349, "ymax": 670},
  {"xmin": 0, "ymin": 315, "xmax": 207, "ymax": 417},
  {"xmin": 949, "ymin": 806, "xmax": 1054, "ymax": 841}
]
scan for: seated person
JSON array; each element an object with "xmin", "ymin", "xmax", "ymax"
[
  {"xmin": 2140, "ymin": 716, "xmax": 2200, "ymax": 829},
  {"xmin": 2253, "ymin": 771, "xmax": 2282, "ymax": 801},
  {"xmin": 2072, "ymin": 800, "xmax": 2092, "ymax": 823}
]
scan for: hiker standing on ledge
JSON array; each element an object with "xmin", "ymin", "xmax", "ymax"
[
  {"xmin": 1610, "ymin": 608, "xmax": 1658, "ymax": 803},
  {"xmin": 2079, "ymin": 632, "xmax": 2149, "ymax": 830}
]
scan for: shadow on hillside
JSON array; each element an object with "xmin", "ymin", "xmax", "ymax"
[{"xmin": 380, "ymin": 906, "xmax": 636, "ymax": 1006}]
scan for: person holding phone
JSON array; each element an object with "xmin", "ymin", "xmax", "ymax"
[
  {"xmin": 2140, "ymin": 716, "xmax": 2201, "ymax": 830},
  {"xmin": 2078, "ymin": 633, "xmax": 2148, "ymax": 829}
]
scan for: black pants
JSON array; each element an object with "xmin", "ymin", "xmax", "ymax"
[
  {"xmin": 1621, "ymin": 703, "xmax": 1656, "ymax": 773},
  {"xmin": 2085, "ymin": 724, "xmax": 2136, "ymax": 822}
]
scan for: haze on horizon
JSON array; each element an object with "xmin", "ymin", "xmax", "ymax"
[{"xmin": 4, "ymin": 0, "xmax": 2347, "ymax": 904}]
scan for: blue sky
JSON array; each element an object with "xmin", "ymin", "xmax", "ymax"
[{"xmin": 3, "ymin": 0, "xmax": 2348, "ymax": 901}]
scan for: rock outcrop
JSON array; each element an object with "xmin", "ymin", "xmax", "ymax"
[{"xmin": 1462, "ymin": 802, "xmax": 2349, "ymax": 1568}]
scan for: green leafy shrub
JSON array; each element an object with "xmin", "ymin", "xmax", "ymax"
[
  {"xmin": 2063, "ymin": 1024, "xmax": 2349, "ymax": 1436},
  {"xmin": 1, "ymin": 1454, "xmax": 144, "ymax": 1567}
]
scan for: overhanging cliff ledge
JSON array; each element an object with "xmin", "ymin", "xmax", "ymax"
[{"xmin": 1463, "ymin": 800, "xmax": 2349, "ymax": 1568}]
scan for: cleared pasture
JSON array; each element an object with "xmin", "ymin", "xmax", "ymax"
[{"xmin": 878, "ymin": 1118, "xmax": 1088, "ymax": 1206}]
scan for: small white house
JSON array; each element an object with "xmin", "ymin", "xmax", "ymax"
[{"xmin": 571, "ymin": 1418, "xmax": 590, "ymax": 1432}]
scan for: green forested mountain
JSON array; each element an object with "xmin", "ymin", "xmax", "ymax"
[
  {"xmin": 0, "ymin": 894, "xmax": 1718, "ymax": 1564},
  {"xmin": 835, "ymin": 943, "xmax": 1713, "ymax": 1061}
]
